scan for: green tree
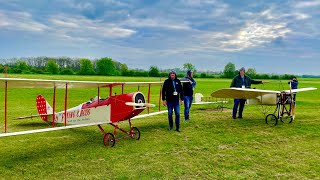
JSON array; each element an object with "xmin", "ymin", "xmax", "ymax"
[
  {"xmin": 148, "ymin": 66, "xmax": 160, "ymax": 77},
  {"xmin": 200, "ymin": 72, "xmax": 207, "ymax": 78},
  {"xmin": 60, "ymin": 68, "xmax": 75, "ymax": 75},
  {"xmin": 183, "ymin": 63, "xmax": 196, "ymax": 74},
  {"xmin": 46, "ymin": 60, "xmax": 59, "ymax": 74},
  {"xmin": 0, "ymin": 64, "xmax": 4, "ymax": 73},
  {"xmin": 223, "ymin": 62, "xmax": 236, "ymax": 78},
  {"xmin": 16, "ymin": 60, "xmax": 30, "ymax": 73},
  {"xmin": 78, "ymin": 58, "xmax": 95, "ymax": 75},
  {"xmin": 96, "ymin": 57, "xmax": 117, "ymax": 75},
  {"xmin": 246, "ymin": 68, "xmax": 257, "ymax": 78},
  {"xmin": 120, "ymin": 63, "xmax": 129, "ymax": 76}
]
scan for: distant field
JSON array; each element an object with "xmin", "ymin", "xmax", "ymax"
[{"xmin": 0, "ymin": 74, "xmax": 319, "ymax": 179}]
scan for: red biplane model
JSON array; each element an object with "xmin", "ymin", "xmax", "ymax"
[{"xmin": 0, "ymin": 78, "xmax": 166, "ymax": 147}]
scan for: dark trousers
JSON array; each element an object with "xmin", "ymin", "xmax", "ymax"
[
  {"xmin": 183, "ymin": 96, "xmax": 193, "ymax": 120},
  {"xmin": 233, "ymin": 99, "xmax": 246, "ymax": 118},
  {"xmin": 167, "ymin": 99, "xmax": 180, "ymax": 130}
]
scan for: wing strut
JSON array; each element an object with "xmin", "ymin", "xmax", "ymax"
[
  {"xmin": 158, "ymin": 78, "xmax": 162, "ymax": 112},
  {"xmin": 98, "ymin": 86, "xmax": 100, "ymax": 104},
  {"xmin": 4, "ymin": 81, "xmax": 8, "ymax": 133},
  {"xmin": 147, "ymin": 84, "xmax": 151, "ymax": 114},
  {"xmin": 52, "ymin": 85, "xmax": 56, "ymax": 128},
  {"xmin": 64, "ymin": 83, "xmax": 68, "ymax": 126}
]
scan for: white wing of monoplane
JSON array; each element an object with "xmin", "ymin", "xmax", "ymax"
[
  {"xmin": 283, "ymin": 87, "xmax": 317, "ymax": 93},
  {"xmin": 211, "ymin": 88, "xmax": 281, "ymax": 99}
]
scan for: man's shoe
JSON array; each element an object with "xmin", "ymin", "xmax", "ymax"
[
  {"xmin": 238, "ymin": 116, "xmax": 243, "ymax": 119},
  {"xmin": 176, "ymin": 129, "xmax": 181, "ymax": 132},
  {"xmin": 168, "ymin": 127, "xmax": 173, "ymax": 131},
  {"xmin": 232, "ymin": 116, "xmax": 237, "ymax": 119}
]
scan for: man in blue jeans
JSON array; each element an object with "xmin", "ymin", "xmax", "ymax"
[
  {"xmin": 230, "ymin": 67, "xmax": 263, "ymax": 119},
  {"xmin": 182, "ymin": 70, "xmax": 196, "ymax": 121},
  {"xmin": 162, "ymin": 70, "xmax": 184, "ymax": 132}
]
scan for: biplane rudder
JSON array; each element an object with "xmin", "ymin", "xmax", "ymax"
[{"xmin": 36, "ymin": 95, "xmax": 53, "ymax": 121}]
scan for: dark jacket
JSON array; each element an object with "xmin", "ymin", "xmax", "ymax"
[
  {"xmin": 182, "ymin": 76, "xmax": 196, "ymax": 97},
  {"xmin": 230, "ymin": 74, "xmax": 262, "ymax": 88},
  {"xmin": 288, "ymin": 80, "xmax": 298, "ymax": 89},
  {"xmin": 162, "ymin": 78, "xmax": 184, "ymax": 102}
]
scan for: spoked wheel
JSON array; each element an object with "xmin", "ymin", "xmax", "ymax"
[
  {"xmin": 129, "ymin": 127, "xmax": 140, "ymax": 140},
  {"xmin": 280, "ymin": 115, "xmax": 294, "ymax": 124},
  {"xmin": 289, "ymin": 116, "xmax": 294, "ymax": 123},
  {"xmin": 103, "ymin": 133, "xmax": 115, "ymax": 147},
  {"xmin": 265, "ymin": 114, "xmax": 278, "ymax": 126}
]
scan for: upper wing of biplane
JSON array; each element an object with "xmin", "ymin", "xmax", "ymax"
[
  {"xmin": 0, "ymin": 77, "xmax": 162, "ymax": 88},
  {"xmin": 211, "ymin": 88, "xmax": 281, "ymax": 99}
]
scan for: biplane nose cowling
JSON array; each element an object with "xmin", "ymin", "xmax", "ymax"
[{"xmin": 133, "ymin": 92, "xmax": 146, "ymax": 109}]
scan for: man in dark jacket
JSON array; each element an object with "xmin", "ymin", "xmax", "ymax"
[
  {"xmin": 288, "ymin": 76, "xmax": 298, "ymax": 103},
  {"xmin": 162, "ymin": 70, "xmax": 184, "ymax": 132},
  {"xmin": 182, "ymin": 70, "xmax": 196, "ymax": 121},
  {"xmin": 230, "ymin": 67, "xmax": 263, "ymax": 119}
]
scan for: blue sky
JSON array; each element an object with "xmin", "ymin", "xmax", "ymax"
[{"xmin": 0, "ymin": 0, "xmax": 319, "ymax": 75}]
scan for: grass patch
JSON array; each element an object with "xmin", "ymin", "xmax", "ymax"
[{"xmin": 0, "ymin": 75, "xmax": 319, "ymax": 179}]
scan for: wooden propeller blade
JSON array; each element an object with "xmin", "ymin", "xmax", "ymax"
[{"xmin": 125, "ymin": 102, "xmax": 155, "ymax": 107}]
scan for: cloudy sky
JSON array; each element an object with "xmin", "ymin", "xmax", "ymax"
[{"xmin": 0, "ymin": 0, "xmax": 319, "ymax": 74}]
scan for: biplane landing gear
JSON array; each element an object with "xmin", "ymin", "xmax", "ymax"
[
  {"xmin": 98, "ymin": 119, "xmax": 140, "ymax": 147},
  {"xmin": 265, "ymin": 114, "xmax": 278, "ymax": 126},
  {"xmin": 129, "ymin": 127, "xmax": 140, "ymax": 140},
  {"xmin": 103, "ymin": 133, "xmax": 115, "ymax": 147}
]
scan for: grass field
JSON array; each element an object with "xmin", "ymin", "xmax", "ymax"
[{"xmin": 0, "ymin": 74, "xmax": 319, "ymax": 179}]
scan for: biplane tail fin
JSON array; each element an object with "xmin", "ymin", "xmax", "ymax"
[{"xmin": 36, "ymin": 95, "xmax": 53, "ymax": 121}]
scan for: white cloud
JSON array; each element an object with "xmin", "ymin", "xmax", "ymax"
[
  {"xmin": 123, "ymin": 17, "xmax": 191, "ymax": 30},
  {"xmin": 218, "ymin": 23, "xmax": 291, "ymax": 52},
  {"xmin": 49, "ymin": 14, "xmax": 136, "ymax": 41},
  {"xmin": 0, "ymin": 10, "xmax": 47, "ymax": 32},
  {"xmin": 295, "ymin": 1, "xmax": 320, "ymax": 8}
]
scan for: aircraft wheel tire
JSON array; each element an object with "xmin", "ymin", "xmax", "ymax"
[
  {"xmin": 103, "ymin": 133, "xmax": 115, "ymax": 147},
  {"xmin": 265, "ymin": 114, "xmax": 278, "ymax": 126},
  {"xmin": 289, "ymin": 117, "xmax": 294, "ymax": 123},
  {"xmin": 130, "ymin": 127, "xmax": 140, "ymax": 140}
]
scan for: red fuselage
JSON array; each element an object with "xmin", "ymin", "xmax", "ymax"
[{"xmin": 82, "ymin": 92, "xmax": 145, "ymax": 123}]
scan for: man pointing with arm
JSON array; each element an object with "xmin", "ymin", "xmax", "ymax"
[{"xmin": 230, "ymin": 67, "xmax": 263, "ymax": 119}]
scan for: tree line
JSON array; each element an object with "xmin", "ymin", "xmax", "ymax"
[{"xmin": 0, "ymin": 57, "xmax": 306, "ymax": 79}]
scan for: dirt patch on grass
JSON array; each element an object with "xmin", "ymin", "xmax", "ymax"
[{"xmin": 199, "ymin": 108, "xmax": 232, "ymax": 113}]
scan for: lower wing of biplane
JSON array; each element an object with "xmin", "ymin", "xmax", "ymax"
[
  {"xmin": 0, "ymin": 78, "xmax": 165, "ymax": 147},
  {"xmin": 211, "ymin": 87, "xmax": 317, "ymax": 126}
]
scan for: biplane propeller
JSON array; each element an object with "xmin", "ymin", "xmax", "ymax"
[
  {"xmin": 211, "ymin": 86, "xmax": 317, "ymax": 126},
  {"xmin": 0, "ymin": 78, "xmax": 166, "ymax": 147}
]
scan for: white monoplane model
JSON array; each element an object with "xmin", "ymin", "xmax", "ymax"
[{"xmin": 211, "ymin": 86, "xmax": 317, "ymax": 126}]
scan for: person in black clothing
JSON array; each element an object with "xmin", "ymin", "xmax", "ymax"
[
  {"xmin": 182, "ymin": 70, "xmax": 196, "ymax": 121},
  {"xmin": 230, "ymin": 67, "xmax": 263, "ymax": 119},
  {"xmin": 288, "ymin": 76, "xmax": 298, "ymax": 103},
  {"xmin": 162, "ymin": 70, "xmax": 184, "ymax": 132}
]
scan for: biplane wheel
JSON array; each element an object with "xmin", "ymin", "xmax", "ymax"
[
  {"xmin": 265, "ymin": 114, "xmax": 278, "ymax": 126},
  {"xmin": 103, "ymin": 133, "xmax": 115, "ymax": 147},
  {"xmin": 129, "ymin": 127, "xmax": 140, "ymax": 140}
]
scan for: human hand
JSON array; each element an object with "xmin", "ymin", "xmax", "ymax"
[
  {"xmin": 163, "ymin": 100, "xmax": 167, "ymax": 106},
  {"xmin": 180, "ymin": 100, "xmax": 183, "ymax": 105}
]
